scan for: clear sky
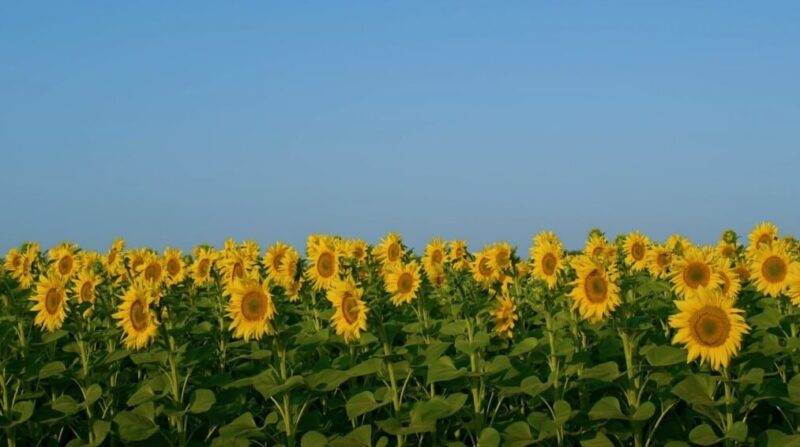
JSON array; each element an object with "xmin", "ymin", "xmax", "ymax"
[{"xmin": 2, "ymin": 2, "xmax": 799, "ymax": 253}]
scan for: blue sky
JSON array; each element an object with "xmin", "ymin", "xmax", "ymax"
[{"xmin": 1, "ymin": 2, "xmax": 799, "ymax": 253}]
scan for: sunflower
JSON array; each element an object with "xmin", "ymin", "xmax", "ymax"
[
  {"xmin": 716, "ymin": 241, "xmax": 738, "ymax": 260},
  {"xmin": 113, "ymin": 281, "xmax": 159, "ymax": 350},
  {"xmin": 584, "ymin": 233, "xmax": 611, "ymax": 260},
  {"xmin": 49, "ymin": 243, "xmax": 78, "ymax": 279},
  {"xmin": 787, "ymin": 264, "xmax": 800, "ymax": 307},
  {"xmin": 347, "ymin": 239, "xmax": 369, "ymax": 263},
  {"xmin": 226, "ymin": 276, "xmax": 276, "ymax": 341},
  {"xmin": 426, "ymin": 267, "xmax": 446, "ymax": 288},
  {"xmin": 30, "ymin": 271, "xmax": 68, "ymax": 331},
  {"xmin": 747, "ymin": 221, "xmax": 778, "ymax": 255},
  {"xmin": 472, "ymin": 249, "xmax": 497, "ymax": 286},
  {"xmin": 285, "ymin": 280, "xmax": 302, "ymax": 302},
  {"xmin": 569, "ymin": 255, "xmax": 621, "ymax": 322},
  {"xmin": 73, "ymin": 270, "xmax": 100, "ymax": 304},
  {"xmin": 384, "ymin": 261, "xmax": 421, "ymax": 306},
  {"xmin": 623, "ymin": 232, "xmax": 650, "ymax": 272},
  {"xmin": 218, "ymin": 250, "xmax": 253, "ymax": 290},
  {"xmin": 493, "ymin": 296, "xmax": 518, "ymax": 338},
  {"xmin": 749, "ymin": 240, "xmax": 794, "ymax": 297},
  {"xmin": 77, "ymin": 250, "xmax": 102, "ymax": 273},
  {"xmin": 487, "ymin": 242, "xmax": 512, "ymax": 274},
  {"xmin": 306, "ymin": 238, "xmax": 340, "ymax": 291},
  {"xmin": 447, "ymin": 240, "xmax": 470, "ymax": 271},
  {"xmin": 669, "ymin": 289, "xmax": 749, "ymax": 371},
  {"xmin": 4, "ymin": 248, "xmax": 23, "ymax": 273},
  {"xmin": 530, "ymin": 240, "xmax": 564, "ymax": 289},
  {"xmin": 533, "ymin": 231, "xmax": 563, "ymax": 250},
  {"xmin": 104, "ymin": 238, "xmax": 126, "ymax": 275},
  {"xmin": 136, "ymin": 252, "xmax": 165, "ymax": 286},
  {"xmin": 163, "ymin": 248, "xmax": 186, "ymax": 285},
  {"xmin": 265, "ymin": 242, "xmax": 291, "ymax": 285},
  {"xmin": 423, "ymin": 238, "xmax": 447, "ymax": 278},
  {"xmin": 669, "ymin": 247, "xmax": 721, "ymax": 300},
  {"xmin": 5, "ymin": 246, "xmax": 37, "ymax": 288},
  {"xmin": 327, "ymin": 277, "xmax": 368, "ymax": 343},
  {"xmin": 646, "ymin": 245, "xmax": 673, "ymax": 279},
  {"xmin": 715, "ymin": 261, "xmax": 741, "ymax": 301},
  {"xmin": 733, "ymin": 260, "xmax": 750, "ymax": 283},
  {"xmin": 277, "ymin": 248, "xmax": 301, "ymax": 288},
  {"xmin": 191, "ymin": 246, "xmax": 217, "ymax": 286},
  {"xmin": 241, "ymin": 240, "xmax": 261, "ymax": 264},
  {"xmin": 666, "ymin": 234, "xmax": 692, "ymax": 256},
  {"xmin": 374, "ymin": 233, "xmax": 404, "ymax": 267}
]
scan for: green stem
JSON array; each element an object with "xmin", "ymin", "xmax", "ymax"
[
  {"xmin": 723, "ymin": 368, "xmax": 734, "ymax": 445},
  {"xmin": 620, "ymin": 330, "xmax": 642, "ymax": 447},
  {"xmin": 545, "ymin": 312, "xmax": 560, "ymax": 400},
  {"xmin": 381, "ymin": 335, "xmax": 404, "ymax": 447}
]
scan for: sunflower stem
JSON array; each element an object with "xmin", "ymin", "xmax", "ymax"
[{"xmin": 722, "ymin": 367, "xmax": 734, "ymax": 445}]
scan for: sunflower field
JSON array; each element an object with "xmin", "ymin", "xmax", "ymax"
[{"xmin": 3, "ymin": 224, "xmax": 800, "ymax": 446}]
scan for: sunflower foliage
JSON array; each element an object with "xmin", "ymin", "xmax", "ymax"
[{"xmin": 1, "ymin": 225, "xmax": 800, "ymax": 446}]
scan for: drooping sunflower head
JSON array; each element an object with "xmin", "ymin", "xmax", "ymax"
[
  {"xmin": 226, "ymin": 276, "xmax": 276, "ymax": 341},
  {"xmin": 471, "ymin": 249, "xmax": 497, "ymax": 286},
  {"xmin": 423, "ymin": 238, "xmax": 447, "ymax": 277},
  {"xmin": 493, "ymin": 296, "xmax": 518, "ymax": 338},
  {"xmin": 72, "ymin": 270, "xmax": 100, "ymax": 305},
  {"xmin": 48, "ymin": 242, "xmax": 78, "ymax": 279},
  {"xmin": 265, "ymin": 242, "xmax": 291, "ymax": 285},
  {"xmin": 104, "ymin": 238, "xmax": 126, "ymax": 273},
  {"xmin": 327, "ymin": 277, "xmax": 368, "ymax": 343},
  {"xmin": 384, "ymin": 261, "xmax": 421, "ymax": 306},
  {"xmin": 163, "ymin": 248, "xmax": 186, "ymax": 285},
  {"xmin": 113, "ymin": 281, "xmax": 159, "ymax": 350},
  {"xmin": 191, "ymin": 246, "xmax": 218, "ymax": 286},
  {"xmin": 568, "ymin": 255, "xmax": 621, "ymax": 323},
  {"xmin": 669, "ymin": 288, "xmax": 749, "ymax": 371},
  {"xmin": 747, "ymin": 221, "xmax": 779, "ymax": 255},
  {"xmin": 30, "ymin": 270, "xmax": 69, "ymax": 332},
  {"xmin": 306, "ymin": 238, "xmax": 340, "ymax": 291},
  {"xmin": 623, "ymin": 232, "xmax": 650, "ymax": 272},
  {"xmin": 749, "ymin": 240, "xmax": 794, "ymax": 298},
  {"xmin": 375, "ymin": 232, "xmax": 404, "ymax": 267},
  {"xmin": 447, "ymin": 240, "xmax": 470, "ymax": 271},
  {"xmin": 669, "ymin": 247, "xmax": 721, "ymax": 300},
  {"xmin": 715, "ymin": 260, "xmax": 742, "ymax": 302},
  {"xmin": 530, "ymin": 239, "xmax": 564, "ymax": 289},
  {"xmin": 646, "ymin": 245, "xmax": 673, "ymax": 279}
]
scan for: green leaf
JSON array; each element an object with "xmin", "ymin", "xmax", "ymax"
[
  {"xmin": 645, "ymin": 346, "xmax": 686, "ymax": 367},
  {"xmin": 750, "ymin": 306, "xmax": 780, "ymax": 329},
  {"xmin": 84, "ymin": 384, "xmax": 102, "ymax": 406},
  {"xmin": 761, "ymin": 429, "xmax": 800, "ymax": 447},
  {"xmin": 114, "ymin": 410, "xmax": 157, "ymax": 442},
  {"xmin": 8, "ymin": 401, "xmax": 34, "ymax": 427},
  {"xmin": 38, "ymin": 361, "xmax": 66, "ymax": 379},
  {"xmin": 126, "ymin": 385, "xmax": 155, "ymax": 407},
  {"xmin": 509, "ymin": 337, "xmax": 539, "ymax": 356},
  {"xmin": 553, "ymin": 400, "xmax": 571, "ymax": 426},
  {"xmin": 301, "ymin": 431, "xmax": 328, "ymax": 447},
  {"xmin": 580, "ymin": 362, "xmax": 620, "ymax": 382},
  {"xmin": 52, "ymin": 395, "xmax": 80, "ymax": 415},
  {"xmin": 485, "ymin": 355, "xmax": 511, "ymax": 375},
  {"xmin": 329, "ymin": 425, "xmax": 372, "ymax": 447},
  {"xmin": 689, "ymin": 424, "xmax": 721, "ymax": 446},
  {"xmin": 673, "ymin": 374, "xmax": 715, "ymax": 407},
  {"xmin": 581, "ymin": 432, "xmax": 615, "ymax": 447},
  {"xmin": 347, "ymin": 358, "xmax": 383, "ymax": 378},
  {"xmin": 727, "ymin": 421, "xmax": 748, "ymax": 442},
  {"xmin": 588, "ymin": 397, "xmax": 626, "ymax": 420},
  {"xmin": 188, "ymin": 389, "xmax": 215, "ymax": 414},
  {"xmin": 737, "ymin": 368, "xmax": 764, "ymax": 386},
  {"xmin": 90, "ymin": 420, "xmax": 111, "ymax": 446},
  {"xmin": 477, "ymin": 427, "xmax": 501, "ymax": 447},
  {"xmin": 503, "ymin": 421, "xmax": 535, "ymax": 447},
  {"xmin": 788, "ymin": 374, "xmax": 800, "ymax": 404},
  {"xmin": 254, "ymin": 375, "xmax": 305, "ymax": 398},
  {"xmin": 427, "ymin": 356, "xmax": 466, "ymax": 385},
  {"xmin": 346, "ymin": 391, "xmax": 390, "ymax": 419},
  {"xmin": 630, "ymin": 402, "xmax": 656, "ymax": 421},
  {"xmin": 441, "ymin": 320, "xmax": 467, "ymax": 336},
  {"xmin": 40, "ymin": 330, "xmax": 69, "ymax": 344},
  {"xmin": 218, "ymin": 412, "xmax": 260, "ymax": 439}
]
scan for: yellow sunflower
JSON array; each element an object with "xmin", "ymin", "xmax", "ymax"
[
  {"xmin": 113, "ymin": 281, "xmax": 159, "ymax": 350},
  {"xmin": 669, "ymin": 289, "xmax": 749, "ymax": 371},
  {"xmin": 646, "ymin": 245, "xmax": 673, "ymax": 279},
  {"xmin": 49, "ymin": 242, "xmax": 78, "ymax": 279},
  {"xmin": 787, "ymin": 264, "xmax": 800, "ymax": 307},
  {"xmin": 533, "ymin": 231, "xmax": 563, "ymax": 250},
  {"xmin": 265, "ymin": 242, "xmax": 291, "ymax": 285},
  {"xmin": 426, "ymin": 267, "xmax": 446, "ymax": 288},
  {"xmin": 285, "ymin": 280, "xmax": 302, "ymax": 302},
  {"xmin": 447, "ymin": 240, "xmax": 470, "ymax": 271},
  {"xmin": 747, "ymin": 221, "xmax": 778, "ymax": 255},
  {"xmin": 126, "ymin": 248, "xmax": 149, "ymax": 277},
  {"xmin": 218, "ymin": 250, "xmax": 254, "ymax": 290},
  {"xmin": 136, "ymin": 252, "xmax": 165, "ymax": 286},
  {"xmin": 241, "ymin": 240, "xmax": 261, "ymax": 264},
  {"xmin": 749, "ymin": 240, "xmax": 795, "ymax": 297},
  {"xmin": 670, "ymin": 247, "xmax": 721, "ymax": 300},
  {"xmin": 733, "ymin": 260, "xmax": 751, "ymax": 283},
  {"xmin": 347, "ymin": 239, "xmax": 369, "ymax": 263},
  {"xmin": 277, "ymin": 248, "xmax": 301, "ymax": 288},
  {"xmin": 423, "ymin": 238, "xmax": 447, "ymax": 278},
  {"xmin": 103, "ymin": 238, "xmax": 126, "ymax": 275},
  {"xmin": 191, "ymin": 246, "xmax": 217, "ymax": 286},
  {"xmin": 305, "ymin": 238, "xmax": 340, "ymax": 291},
  {"xmin": 623, "ymin": 232, "xmax": 650, "ymax": 272},
  {"xmin": 374, "ymin": 232, "xmax": 404, "ymax": 267},
  {"xmin": 584, "ymin": 233, "xmax": 611, "ymax": 260},
  {"xmin": 384, "ymin": 261, "xmax": 421, "ymax": 306},
  {"xmin": 73, "ymin": 270, "xmax": 100, "ymax": 304},
  {"xmin": 5, "ymin": 246, "xmax": 37, "ymax": 288},
  {"xmin": 471, "ymin": 249, "xmax": 497, "ymax": 286},
  {"xmin": 77, "ymin": 250, "xmax": 102, "ymax": 273},
  {"xmin": 569, "ymin": 255, "xmax": 621, "ymax": 322},
  {"xmin": 30, "ymin": 271, "xmax": 68, "ymax": 332},
  {"xmin": 226, "ymin": 276, "xmax": 276, "ymax": 341},
  {"xmin": 163, "ymin": 248, "xmax": 186, "ymax": 285},
  {"xmin": 530, "ymin": 239, "xmax": 564, "ymax": 289},
  {"xmin": 493, "ymin": 296, "xmax": 518, "ymax": 338},
  {"xmin": 716, "ymin": 241, "xmax": 738, "ymax": 260},
  {"xmin": 326, "ymin": 277, "xmax": 368, "ymax": 343},
  {"xmin": 666, "ymin": 234, "xmax": 692, "ymax": 256},
  {"xmin": 715, "ymin": 261, "xmax": 741, "ymax": 301},
  {"xmin": 488, "ymin": 242, "xmax": 513, "ymax": 273}
]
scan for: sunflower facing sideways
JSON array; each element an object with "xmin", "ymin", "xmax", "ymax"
[
  {"xmin": 226, "ymin": 276, "xmax": 276, "ymax": 341},
  {"xmin": 306, "ymin": 237, "xmax": 340, "ymax": 291},
  {"xmin": 488, "ymin": 242, "xmax": 513, "ymax": 273},
  {"xmin": 530, "ymin": 239, "xmax": 564, "ymax": 289},
  {"xmin": 30, "ymin": 270, "xmax": 68, "ymax": 332},
  {"xmin": 191, "ymin": 246, "xmax": 217, "ymax": 286},
  {"xmin": 471, "ymin": 249, "xmax": 497, "ymax": 286},
  {"xmin": 493, "ymin": 296, "xmax": 518, "ymax": 338},
  {"xmin": 623, "ymin": 232, "xmax": 650, "ymax": 272},
  {"xmin": 669, "ymin": 247, "xmax": 721, "ymax": 300},
  {"xmin": 277, "ymin": 248, "xmax": 301, "ymax": 289},
  {"xmin": 447, "ymin": 240, "xmax": 470, "ymax": 271},
  {"xmin": 113, "ymin": 281, "xmax": 160, "ymax": 350},
  {"xmin": 103, "ymin": 238, "xmax": 126, "ymax": 276},
  {"xmin": 326, "ymin": 277, "xmax": 368, "ymax": 343},
  {"xmin": 669, "ymin": 288, "xmax": 749, "ymax": 371},
  {"xmin": 569, "ymin": 255, "xmax": 621, "ymax": 322},
  {"xmin": 749, "ymin": 240, "xmax": 795, "ymax": 297},
  {"xmin": 646, "ymin": 244, "xmax": 672, "ymax": 279},
  {"xmin": 715, "ymin": 260, "xmax": 742, "ymax": 301},
  {"xmin": 73, "ymin": 270, "xmax": 100, "ymax": 305},
  {"xmin": 265, "ymin": 242, "xmax": 292, "ymax": 285},
  {"xmin": 384, "ymin": 261, "xmax": 422, "ymax": 306},
  {"xmin": 747, "ymin": 221, "xmax": 779, "ymax": 255},
  {"xmin": 218, "ymin": 250, "xmax": 253, "ymax": 291},
  {"xmin": 374, "ymin": 232, "xmax": 404, "ymax": 267}
]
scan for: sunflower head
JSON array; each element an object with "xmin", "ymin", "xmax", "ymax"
[
  {"xmin": 136, "ymin": 253, "xmax": 165, "ymax": 286},
  {"xmin": 375, "ymin": 233, "xmax": 404, "ymax": 267},
  {"xmin": 447, "ymin": 240, "xmax": 470, "ymax": 271},
  {"xmin": 327, "ymin": 277, "xmax": 369, "ymax": 343},
  {"xmin": 384, "ymin": 261, "xmax": 422, "ymax": 306},
  {"xmin": 472, "ymin": 249, "xmax": 497, "ymax": 286},
  {"xmin": 747, "ymin": 222, "xmax": 779, "ymax": 254},
  {"xmin": 584, "ymin": 233, "xmax": 611, "ymax": 260},
  {"xmin": 623, "ymin": 232, "xmax": 650, "ymax": 272},
  {"xmin": 669, "ymin": 288, "xmax": 749, "ymax": 371},
  {"xmin": 73, "ymin": 270, "xmax": 100, "ymax": 305},
  {"xmin": 716, "ymin": 241, "xmax": 738, "ymax": 260},
  {"xmin": 666, "ymin": 234, "xmax": 692, "ymax": 256},
  {"xmin": 306, "ymin": 238, "xmax": 340, "ymax": 291},
  {"xmin": 493, "ymin": 296, "xmax": 518, "ymax": 338},
  {"xmin": 568, "ymin": 255, "xmax": 621, "ymax": 323},
  {"xmin": 533, "ymin": 231, "xmax": 563, "ymax": 250},
  {"xmin": 30, "ymin": 270, "xmax": 69, "ymax": 332},
  {"xmin": 163, "ymin": 248, "xmax": 186, "ymax": 285},
  {"xmin": 646, "ymin": 245, "xmax": 672, "ymax": 279},
  {"xmin": 113, "ymin": 281, "xmax": 160, "ymax": 350},
  {"xmin": 226, "ymin": 276, "xmax": 276, "ymax": 341},
  {"xmin": 530, "ymin": 239, "xmax": 564, "ymax": 289},
  {"xmin": 191, "ymin": 246, "xmax": 218, "ymax": 286},
  {"xmin": 265, "ymin": 242, "xmax": 291, "ymax": 285},
  {"xmin": 423, "ymin": 238, "xmax": 447, "ymax": 277},
  {"xmin": 669, "ymin": 247, "xmax": 721, "ymax": 300},
  {"xmin": 49, "ymin": 242, "xmax": 78, "ymax": 279},
  {"xmin": 715, "ymin": 261, "xmax": 742, "ymax": 302},
  {"xmin": 749, "ymin": 240, "xmax": 794, "ymax": 298}
]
